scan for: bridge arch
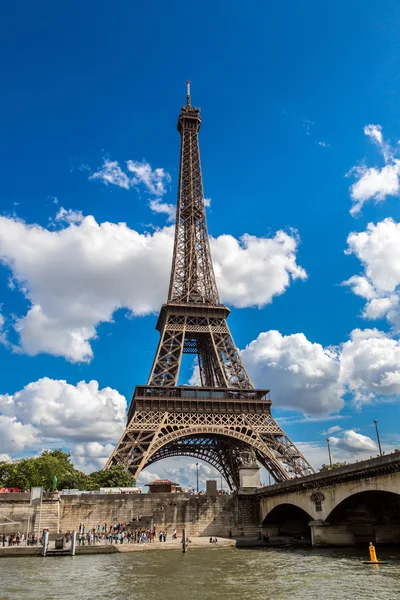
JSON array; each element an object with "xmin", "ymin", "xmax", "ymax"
[
  {"xmin": 327, "ymin": 479, "xmax": 400, "ymax": 513},
  {"xmin": 326, "ymin": 489, "xmax": 400, "ymax": 544},
  {"xmin": 262, "ymin": 503, "xmax": 313, "ymax": 537},
  {"xmin": 260, "ymin": 493, "xmax": 320, "ymax": 525}
]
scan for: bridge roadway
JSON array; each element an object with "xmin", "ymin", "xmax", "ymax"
[{"xmin": 255, "ymin": 452, "xmax": 400, "ymax": 546}]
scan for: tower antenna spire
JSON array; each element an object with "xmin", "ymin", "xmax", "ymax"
[{"xmin": 186, "ymin": 80, "xmax": 191, "ymax": 106}]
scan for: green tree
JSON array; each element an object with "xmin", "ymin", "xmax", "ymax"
[
  {"xmin": 0, "ymin": 452, "xmax": 135, "ymax": 491},
  {"xmin": 88, "ymin": 465, "xmax": 136, "ymax": 489},
  {"xmin": 319, "ymin": 462, "xmax": 348, "ymax": 471}
]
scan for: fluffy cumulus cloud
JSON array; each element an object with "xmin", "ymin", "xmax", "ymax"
[
  {"xmin": 136, "ymin": 470, "xmax": 161, "ymax": 486},
  {"xmin": 296, "ymin": 432, "xmax": 380, "ymax": 471},
  {"xmin": 241, "ymin": 330, "xmax": 343, "ymax": 416},
  {"xmin": 240, "ymin": 327, "xmax": 400, "ymax": 414},
  {"xmin": 1, "ymin": 329, "xmax": 398, "ymax": 466},
  {"xmin": 0, "ymin": 213, "xmax": 306, "ymax": 362},
  {"xmin": 340, "ymin": 328, "xmax": 400, "ymax": 405},
  {"xmin": 0, "ymin": 378, "xmax": 126, "ymax": 466},
  {"xmin": 90, "ymin": 158, "xmax": 174, "ymax": 219},
  {"xmin": 0, "ymin": 213, "xmax": 174, "ymax": 361},
  {"xmin": 348, "ymin": 124, "xmax": 400, "ymax": 215},
  {"xmin": 211, "ymin": 230, "xmax": 307, "ymax": 308},
  {"xmin": 0, "ymin": 415, "xmax": 38, "ymax": 454},
  {"xmin": 344, "ymin": 218, "xmax": 400, "ymax": 330},
  {"xmin": 72, "ymin": 442, "xmax": 117, "ymax": 473},
  {"xmin": 0, "ymin": 378, "xmax": 126, "ymax": 443},
  {"xmin": 329, "ymin": 429, "xmax": 377, "ymax": 453}
]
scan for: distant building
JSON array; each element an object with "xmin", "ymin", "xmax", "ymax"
[{"xmin": 146, "ymin": 479, "xmax": 181, "ymax": 493}]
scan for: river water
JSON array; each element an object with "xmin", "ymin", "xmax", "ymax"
[{"xmin": 1, "ymin": 547, "xmax": 399, "ymax": 600}]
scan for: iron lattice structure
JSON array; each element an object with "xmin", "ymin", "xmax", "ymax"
[{"xmin": 106, "ymin": 83, "xmax": 314, "ymax": 488}]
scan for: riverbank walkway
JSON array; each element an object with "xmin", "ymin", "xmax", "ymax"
[{"xmin": 0, "ymin": 536, "xmax": 296, "ymax": 557}]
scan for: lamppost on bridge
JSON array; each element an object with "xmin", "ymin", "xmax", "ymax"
[
  {"xmin": 373, "ymin": 419, "xmax": 383, "ymax": 456},
  {"xmin": 326, "ymin": 438, "xmax": 333, "ymax": 468},
  {"xmin": 196, "ymin": 462, "xmax": 199, "ymax": 493}
]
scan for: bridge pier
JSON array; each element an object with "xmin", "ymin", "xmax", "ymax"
[{"xmin": 310, "ymin": 520, "xmax": 355, "ymax": 547}]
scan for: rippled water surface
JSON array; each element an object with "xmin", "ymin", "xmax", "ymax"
[{"xmin": 1, "ymin": 547, "xmax": 399, "ymax": 600}]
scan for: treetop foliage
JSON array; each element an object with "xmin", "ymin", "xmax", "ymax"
[{"xmin": 0, "ymin": 450, "xmax": 135, "ymax": 491}]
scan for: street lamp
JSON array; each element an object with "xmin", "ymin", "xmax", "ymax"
[
  {"xmin": 196, "ymin": 462, "xmax": 199, "ymax": 493},
  {"xmin": 326, "ymin": 438, "xmax": 333, "ymax": 468},
  {"xmin": 373, "ymin": 419, "xmax": 383, "ymax": 456}
]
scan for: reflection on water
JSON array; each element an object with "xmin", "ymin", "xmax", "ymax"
[{"xmin": 0, "ymin": 547, "xmax": 399, "ymax": 600}]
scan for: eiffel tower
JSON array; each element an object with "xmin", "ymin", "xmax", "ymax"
[{"xmin": 105, "ymin": 83, "xmax": 314, "ymax": 489}]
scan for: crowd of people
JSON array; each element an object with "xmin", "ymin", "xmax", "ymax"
[
  {"xmin": 73, "ymin": 523, "xmax": 174, "ymax": 545},
  {"xmin": 2, "ymin": 522, "xmax": 216, "ymax": 548},
  {"xmin": 1, "ymin": 533, "xmax": 39, "ymax": 546},
  {"xmin": 1, "ymin": 524, "xmax": 176, "ymax": 547}
]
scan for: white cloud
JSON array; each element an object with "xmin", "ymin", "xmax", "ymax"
[
  {"xmin": 55, "ymin": 207, "xmax": 84, "ymax": 225},
  {"xmin": 348, "ymin": 124, "xmax": 400, "ymax": 215},
  {"xmin": 303, "ymin": 119, "xmax": 314, "ymax": 136},
  {"xmin": 148, "ymin": 198, "xmax": 175, "ymax": 220},
  {"xmin": 126, "ymin": 160, "xmax": 171, "ymax": 197},
  {"xmin": 0, "ymin": 214, "xmax": 305, "ymax": 362},
  {"xmin": 0, "ymin": 312, "xmax": 8, "ymax": 347},
  {"xmin": 344, "ymin": 218, "xmax": 400, "ymax": 330},
  {"xmin": 164, "ymin": 460, "xmax": 222, "ymax": 489},
  {"xmin": 240, "ymin": 326, "xmax": 400, "ymax": 414},
  {"xmin": 136, "ymin": 470, "xmax": 161, "ymax": 485},
  {"xmin": 340, "ymin": 328, "xmax": 400, "ymax": 405},
  {"xmin": 0, "ymin": 214, "xmax": 174, "ymax": 361},
  {"xmin": 330, "ymin": 429, "xmax": 377, "ymax": 453},
  {"xmin": 316, "ymin": 141, "xmax": 330, "ymax": 148},
  {"xmin": 90, "ymin": 160, "xmax": 130, "ymax": 190},
  {"xmin": 296, "ymin": 434, "xmax": 381, "ymax": 471},
  {"xmin": 0, "ymin": 378, "xmax": 126, "ymax": 444},
  {"xmin": 90, "ymin": 158, "xmax": 172, "ymax": 219},
  {"xmin": 211, "ymin": 230, "xmax": 307, "ymax": 309},
  {"xmin": 0, "ymin": 415, "xmax": 39, "ymax": 454},
  {"xmin": 0, "ymin": 378, "xmax": 127, "ymax": 470},
  {"xmin": 0, "ymin": 454, "xmax": 11, "ymax": 462},
  {"xmin": 72, "ymin": 442, "xmax": 116, "ymax": 473},
  {"xmin": 241, "ymin": 330, "xmax": 343, "ymax": 416},
  {"xmin": 364, "ymin": 124, "xmax": 384, "ymax": 148},
  {"xmin": 324, "ymin": 425, "xmax": 342, "ymax": 435}
]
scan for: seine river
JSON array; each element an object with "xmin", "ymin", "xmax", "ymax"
[{"xmin": 1, "ymin": 547, "xmax": 399, "ymax": 600}]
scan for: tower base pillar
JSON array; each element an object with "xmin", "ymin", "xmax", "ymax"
[{"xmin": 239, "ymin": 465, "xmax": 261, "ymax": 491}]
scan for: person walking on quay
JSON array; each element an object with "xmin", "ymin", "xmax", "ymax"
[
  {"xmin": 172, "ymin": 528, "xmax": 177, "ymax": 539},
  {"xmin": 163, "ymin": 530, "xmax": 167, "ymax": 542},
  {"xmin": 159, "ymin": 530, "xmax": 163, "ymax": 542}
]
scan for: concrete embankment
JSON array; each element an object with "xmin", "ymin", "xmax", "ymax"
[
  {"xmin": 0, "ymin": 491, "xmax": 261, "ymax": 540},
  {"xmin": 0, "ymin": 536, "xmax": 294, "ymax": 558}
]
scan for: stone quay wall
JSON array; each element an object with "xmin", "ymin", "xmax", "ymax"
[{"xmin": 0, "ymin": 492, "xmax": 261, "ymax": 538}]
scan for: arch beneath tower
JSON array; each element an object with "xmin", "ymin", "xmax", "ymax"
[
  {"xmin": 145, "ymin": 434, "xmax": 249, "ymax": 490},
  {"xmin": 128, "ymin": 424, "xmax": 291, "ymax": 490}
]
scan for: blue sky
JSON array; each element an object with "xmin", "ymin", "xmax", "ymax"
[{"xmin": 1, "ymin": 1, "xmax": 400, "ymax": 488}]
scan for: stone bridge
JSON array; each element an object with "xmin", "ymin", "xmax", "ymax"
[{"xmin": 256, "ymin": 453, "xmax": 400, "ymax": 546}]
